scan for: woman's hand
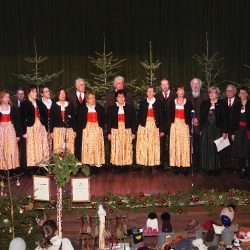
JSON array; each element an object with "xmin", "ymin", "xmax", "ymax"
[
  {"xmin": 231, "ymin": 135, "xmax": 235, "ymax": 141},
  {"xmin": 50, "ymin": 133, "xmax": 54, "ymax": 139},
  {"xmin": 193, "ymin": 118, "xmax": 199, "ymax": 126},
  {"xmin": 23, "ymin": 134, "xmax": 27, "ymax": 138},
  {"xmin": 222, "ymin": 133, "xmax": 227, "ymax": 139},
  {"xmin": 16, "ymin": 137, "xmax": 20, "ymax": 142},
  {"xmin": 160, "ymin": 132, "xmax": 164, "ymax": 137},
  {"xmin": 108, "ymin": 134, "xmax": 112, "ymax": 141},
  {"xmin": 73, "ymin": 132, "xmax": 76, "ymax": 138},
  {"xmin": 132, "ymin": 134, "xmax": 136, "ymax": 140}
]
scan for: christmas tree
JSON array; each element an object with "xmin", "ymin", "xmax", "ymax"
[
  {"xmin": 193, "ymin": 32, "xmax": 225, "ymax": 91},
  {"xmin": 0, "ymin": 171, "xmax": 42, "ymax": 250},
  {"xmin": 127, "ymin": 41, "xmax": 161, "ymax": 109},
  {"xmin": 13, "ymin": 38, "xmax": 64, "ymax": 94},
  {"xmin": 87, "ymin": 34, "xmax": 126, "ymax": 106}
]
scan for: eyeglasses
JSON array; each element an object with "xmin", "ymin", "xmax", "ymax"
[{"xmin": 43, "ymin": 90, "xmax": 51, "ymax": 93}]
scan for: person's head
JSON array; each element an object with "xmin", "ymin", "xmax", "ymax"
[
  {"xmin": 208, "ymin": 86, "xmax": 220, "ymax": 101},
  {"xmin": 55, "ymin": 88, "xmax": 67, "ymax": 102},
  {"xmin": 75, "ymin": 78, "xmax": 86, "ymax": 93},
  {"xmin": 25, "ymin": 85, "xmax": 37, "ymax": 100},
  {"xmin": 113, "ymin": 76, "xmax": 125, "ymax": 91},
  {"xmin": 40, "ymin": 85, "xmax": 51, "ymax": 99},
  {"xmin": 238, "ymin": 86, "xmax": 249, "ymax": 101},
  {"xmin": 35, "ymin": 209, "xmax": 47, "ymax": 227},
  {"xmin": 16, "ymin": 87, "xmax": 25, "ymax": 102},
  {"xmin": 190, "ymin": 78, "xmax": 202, "ymax": 98},
  {"xmin": 160, "ymin": 78, "xmax": 170, "ymax": 93},
  {"xmin": 115, "ymin": 89, "xmax": 126, "ymax": 105},
  {"xmin": 85, "ymin": 91, "xmax": 96, "ymax": 106},
  {"xmin": 0, "ymin": 90, "xmax": 12, "ymax": 106},
  {"xmin": 175, "ymin": 84, "xmax": 185, "ymax": 97},
  {"xmin": 39, "ymin": 220, "xmax": 58, "ymax": 248},
  {"xmin": 9, "ymin": 237, "xmax": 26, "ymax": 250},
  {"xmin": 225, "ymin": 84, "xmax": 236, "ymax": 99},
  {"xmin": 146, "ymin": 86, "xmax": 156, "ymax": 99}
]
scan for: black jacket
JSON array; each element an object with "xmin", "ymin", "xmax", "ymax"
[
  {"xmin": 0, "ymin": 106, "xmax": 20, "ymax": 137},
  {"xmin": 231, "ymin": 100, "xmax": 250, "ymax": 134},
  {"xmin": 77, "ymin": 103, "xmax": 106, "ymax": 130},
  {"xmin": 137, "ymin": 99, "xmax": 165, "ymax": 133},
  {"xmin": 19, "ymin": 99, "xmax": 48, "ymax": 134},
  {"xmin": 199, "ymin": 99, "xmax": 228, "ymax": 133},
  {"xmin": 107, "ymin": 104, "xmax": 137, "ymax": 134},
  {"xmin": 169, "ymin": 98, "xmax": 193, "ymax": 125},
  {"xmin": 50, "ymin": 102, "xmax": 76, "ymax": 132}
]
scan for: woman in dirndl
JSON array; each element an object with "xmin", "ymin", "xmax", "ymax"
[
  {"xmin": 107, "ymin": 89, "xmax": 136, "ymax": 174},
  {"xmin": 169, "ymin": 84, "xmax": 192, "ymax": 176},
  {"xmin": 231, "ymin": 86, "xmax": 250, "ymax": 180},
  {"xmin": 136, "ymin": 86, "xmax": 165, "ymax": 174},
  {"xmin": 19, "ymin": 85, "xmax": 49, "ymax": 167},
  {"xmin": 77, "ymin": 91, "xmax": 105, "ymax": 175},
  {"xmin": 50, "ymin": 88, "xmax": 76, "ymax": 154},
  {"xmin": 0, "ymin": 90, "xmax": 20, "ymax": 170}
]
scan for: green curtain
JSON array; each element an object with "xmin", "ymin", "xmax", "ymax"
[{"xmin": 0, "ymin": 0, "xmax": 249, "ymax": 93}]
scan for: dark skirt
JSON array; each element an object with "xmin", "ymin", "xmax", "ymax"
[
  {"xmin": 231, "ymin": 126, "xmax": 250, "ymax": 158},
  {"xmin": 201, "ymin": 121, "xmax": 221, "ymax": 170}
]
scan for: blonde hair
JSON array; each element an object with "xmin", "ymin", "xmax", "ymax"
[{"xmin": 0, "ymin": 90, "xmax": 12, "ymax": 106}]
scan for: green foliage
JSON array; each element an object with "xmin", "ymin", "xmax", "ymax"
[
  {"xmin": 39, "ymin": 150, "xmax": 90, "ymax": 187},
  {"xmin": 193, "ymin": 33, "xmax": 225, "ymax": 91},
  {"xmin": 12, "ymin": 38, "xmax": 63, "ymax": 93},
  {"xmin": 141, "ymin": 41, "xmax": 161, "ymax": 86},
  {"xmin": 87, "ymin": 34, "xmax": 126, "ymax": 106},
  {"xmin": 0, "ymin": 172, "xmax": 42, "ymax": 250},
  {"xmin": 126, "ymin": 41, "xmax": 161, "ymax": 109}
]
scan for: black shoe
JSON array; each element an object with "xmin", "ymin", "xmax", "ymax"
[
  {"xmin": 115, "ymin": 168, "xmax": 122, "ymax": 175},
  {"xmin": 121, "ymin": 167, "xmax": 129, "ymax": 174},
  {"xmin": 95, "ymin": 167, "xmax": 100, "ymax": 175},
  {"xmin": 174, "ymin": 167, "xmax": 179, "ymax": 175},
  {"xmin": 183, "ymin": 168, "xmax": 188, "ymax": 176},
  {"xmin": 207, "ymin": 170, "xmax": 213, "ymax": 176},
  {"xmin": 239, "ymin": 169, "xmax": 247, "ymax": 179},
  {"xmin": 152, "ymin": 167, "xmax": 158, "ymax": 175},
  {"xmin": 213, "ymin": 169, "xmax": 221, "ymax": 177}
]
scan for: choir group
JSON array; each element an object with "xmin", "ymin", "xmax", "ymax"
[{"xmin": 0, "ymin": 76, "xmax": 249, "ymax": 178}]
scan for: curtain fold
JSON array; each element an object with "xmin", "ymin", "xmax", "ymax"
[{"xmin": 0, "ymin": 0, "xmax": 249, "ymax": 92}]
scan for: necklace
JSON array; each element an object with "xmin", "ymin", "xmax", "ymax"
[{"xmin": 176, "ymin": 98, "xmax": 184, "ymax": 105}]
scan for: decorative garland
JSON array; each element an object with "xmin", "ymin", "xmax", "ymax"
[{"xmin": 25, "ymin": 188, "xmax": 250, "ymax": 216}]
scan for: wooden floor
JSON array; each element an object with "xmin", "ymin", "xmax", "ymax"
[
  {"xmin": 6, "ymin": 167, "xmax": 250, "ymax": 249},
  {"xmin": 14, "ymin": 166, "xmax": 250, "ymax": 197}
]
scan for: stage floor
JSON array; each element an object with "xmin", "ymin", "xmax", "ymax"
[{"xmin": 12, "ymin": 167, "xmax": 250, "ymax": 197}]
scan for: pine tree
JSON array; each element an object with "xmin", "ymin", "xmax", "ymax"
[
  {"xmin": 193, "ymin": 33, "xmax": 225, "ymax": 91},
  {"xmin": 127, "ymin": 41, "xmax": 161, "ymax": 109},
  {"xmin": 13, "ymin": 38, "xmax": 64, "ymax": 94},
  {"xmin": 0, "ymin": 171, "xmax": 42, "ymax": 250},
  {"xmin": 87, "ymin": 34, "xmax": 126, "ymax": 106}
]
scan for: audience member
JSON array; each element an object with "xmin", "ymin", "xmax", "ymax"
[
  {"xmin": 9, "ymin": 237, "xmax": 26, "ymax": 250},
  {"xmin": 35, "ymin": 220, "xmax": 74, "ymax": 250}
]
